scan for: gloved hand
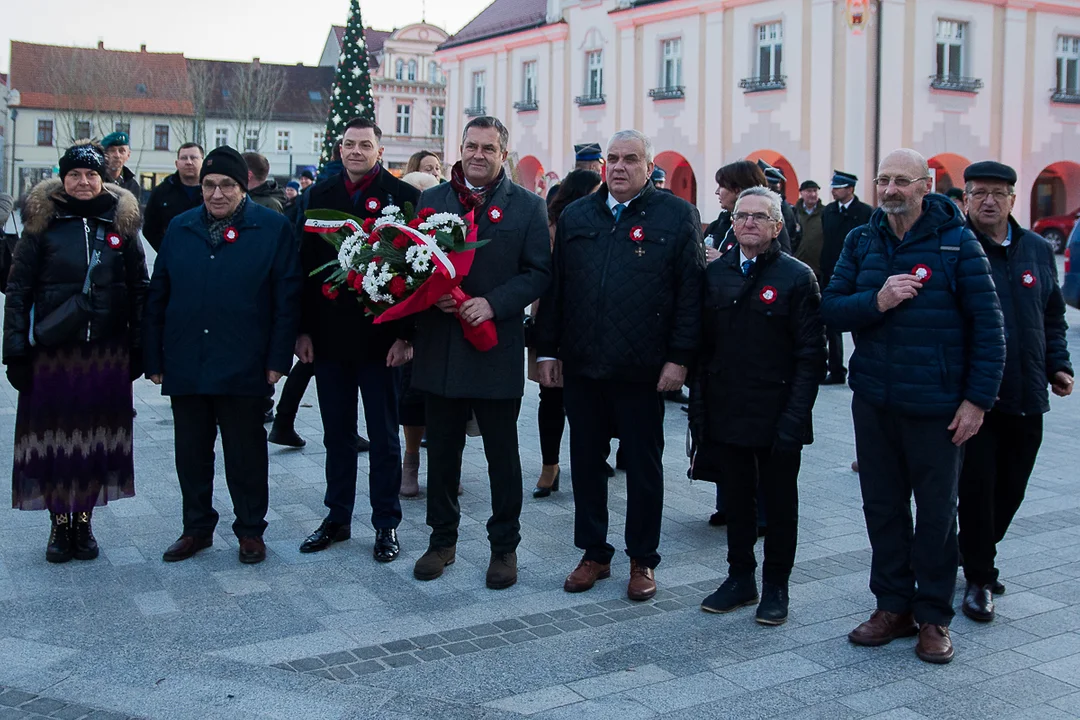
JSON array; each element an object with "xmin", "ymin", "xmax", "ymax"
[{"xmin": 6, "ymin": 360, "xmax": 33, "ymax": 393}]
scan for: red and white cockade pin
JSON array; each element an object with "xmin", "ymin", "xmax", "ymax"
[
  {"xmin": 911, "ymin": 264, "xmax": 932, "ymax": 282},
  {"xmin": 760, "ymin": 286, "xmax": 778, "ymax": 304},
  {"xmin": 365, "ymin": 197, "xmax": 382, "ymax": 214},
  {"xmin": 630, "ymin": 226, "xmax": 645, "ymax": 242},
  {"xmin": 1021, "ymin": 270, "xmax": 1037, "ymax": 288},
  {"xmin": 223, "ymin": 226, "xmax": 239, "ymax": 243},
  {"xmin": 106, "ymin": 233, "xmax": 123, "ymax": 250},
  {"xmin": 487, "ymin": 205, "xmax": 503, "ymax": 223}
]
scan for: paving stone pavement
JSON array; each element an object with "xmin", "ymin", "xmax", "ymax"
[{"xmin": 1, "ymin": 285, "xmax": 1080, "ymax": 718}]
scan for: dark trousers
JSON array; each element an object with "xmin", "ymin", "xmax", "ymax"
[
  {"xmin": 425, "ymin": 394, "xmax": 523, "ymax": 552},
  {"xmin": 172, "ymin": 395, "xmax": 269, "ymax": 538},
  {"xmin": 958, "ymin": 410, "xmax": 1043, "ymax": 586},
  {"xmin": 275, "ymin": 360, "xmax": 315, "ymax": 424},
  {"xmin": 715, "ymin": 481, "xmax": 768, "ymax": 527},
  {"xmin": 538, "ymin": 385, "xmax": 565, "ymax": 465},
  {"xmin": 853, "ymin": 394, "xmax": 963, "ymax": 626},
  {"xmin": 826, "ymin": 326, "xmax": 846, "ymax": 378},
  {"xmin": 563, "ymin": 376, "xmax": 665, "ymax": 568},
  {"xmin": 716, "ymin": 444, "xmax": 800, "ymax": 584},
  {"xmin": 314, "ymin": 359, "xmax": 402, "ymax": 529}
]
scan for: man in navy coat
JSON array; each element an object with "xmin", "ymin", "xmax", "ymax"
[{"xmin": 144, "ymin": 145, "xmax": 301, "ymax": 565}]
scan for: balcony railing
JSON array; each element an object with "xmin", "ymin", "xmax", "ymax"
[
  {"xmin": 739, "ymin": 75, "xmax": 787, "ymax": 93},
  {"xmin": 928, "ymin": 75, "xmax": 983, "ymax": 93},
  {"xmin": 649, "ymin": 86, "xmax": 685, "ymax": 100},
  {"xmin": 574, "ymin": 93, "xmax": 606, "ymax": 106},
  {"xmin": 1051, "ymin": 89, "xmax": 1080, "ymax": 104},
  {"xmin": 464, "ymin": 105, "xmax": 487, "ymax": 117},
  {"xmin": 513, "ymin": 99, "xmax": 539, "ymax": 112}
]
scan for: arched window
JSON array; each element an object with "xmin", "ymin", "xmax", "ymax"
[
  {"xmin": 407, "ymin": 60, "xmax": 417, "ymax": 81},
  {"xmin": 395, "ymin": 59, "xmax": 404, "ymax": 80},
  {"xmin": 429, "ymin": 60, "xmax": 442, "ymax": 84}
]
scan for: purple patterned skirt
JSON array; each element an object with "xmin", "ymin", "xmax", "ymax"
[{"xmin": 11, "ymin": 340, "xmax": 135, "ymax": 512}]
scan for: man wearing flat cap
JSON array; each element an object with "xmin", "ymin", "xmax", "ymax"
[
  {"xmin": 144, "ymin": 145, "xmax": 301, "ymax": 566},
  {"xmin": 819, "ymin": 170, "xmax": 873, "ymax": 384},
  {"xmin": 957, "ymin": 160, "xmax": 1073, "ymax": 623},
  {"xmin": 794, "ymin": 180, "xmax": 825, "ymax": 275},
  {"xmin": 100, "ymin": 132, "xmax": 142, "ymax": 203}
]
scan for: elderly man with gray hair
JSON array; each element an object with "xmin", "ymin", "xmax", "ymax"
[
  {"xmin": 535, "ymin": 129, "xmax": 705, "ymax": 601},
  {"xmin": 689, "ymin": 187, "xmax": 825, "ymax": 625}
]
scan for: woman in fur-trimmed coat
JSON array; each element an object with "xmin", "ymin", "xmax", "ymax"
[{"xmin": 2, "ymin": 144, "xmax": 148, "ymax": 564}]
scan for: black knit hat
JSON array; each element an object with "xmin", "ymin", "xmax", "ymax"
[
  {"xmin": 59, "ymin": 143, "xmax": 106, "ymax": 178},
  {"xmin": 200, "ymin": 145, "xmax": 249, "ymax": 190}
]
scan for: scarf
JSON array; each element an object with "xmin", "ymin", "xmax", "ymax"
[
  {"xmin": 449, "ymin": 161, "xmax": 504, "ymax": 212},
  {"xmin": 56, "ymin": 191, "xmax": 116, "ymax": 220},
  {"xmin": 344, "ymin": 164, "xmax": 382, "ymax": 204},
  {"xmin": 205, "ymin": 196, "xmax": 248, "ymax": 247}
]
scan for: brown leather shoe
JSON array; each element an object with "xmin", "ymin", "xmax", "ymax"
[
  {"xmin": 627, "ymin": 559, "xmax": 657, "ymax": 601},
  {"xmin": 413, "ymin": 545, "xmax": 456, "ymax": 581},
  {"xmin": 238, "ymin": 536, "xmax": 266, "ymax": 564},
  {"xmin": 848, "ymin": 610, "xmax": 919, "ymax": 647},
  {"xmin": 915, "ymin": 624, "xmax": 954, "ymax": 664},
  {"xmin": 162, "ymin": 534, "xmax": 213, "ymax": 562},
  {"xmin": 563, "ymin": 558, "xmax": 611, "ymax": 593},
  {"xmin": 486, "ymin": 551, "xmax": 518, "ymax": 590}
]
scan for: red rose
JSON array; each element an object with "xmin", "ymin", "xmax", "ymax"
[
  {"xmin": 388, "ymin": 276, "xmax": 408, "ymax": 298},
  {"xmin": 347, "ymin": 270, "xmax": 358, "ymax": 285},
  {"xmin": 393, "ymin": 235, "xmax": 410, "ymax": 249},
  {"xmin": 407, "ymin": 217, "xmax": 423, "ymax": 230},
  {"xmin": 372, "ymin": 256, "xmax": 383, "ymax": 265},
  {"xmin": 427, "ymin": 229, "xmax": 437, "ymax": 237},
  {"xmin": 418, "ymin": 207, "xmax": 436, "ymax": 220},
  {"xmin": 321, "ymin": 283, "xmax": 339, "ymax": 300},
  {"xmin": 362, "ymin": 217, "xmax": 377, "ymax": 233},
  {"xmin": 352, "ymin": 273, "xmax": 365, "ymax": 291}
]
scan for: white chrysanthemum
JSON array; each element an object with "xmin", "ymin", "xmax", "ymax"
[{"xmin": 381, "ymin": 205, "xmax": 400, "ymax": 217}]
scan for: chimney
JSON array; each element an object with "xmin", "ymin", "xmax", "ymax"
[
  {"xmin": 252, "ymin": 57, "xmax": 261, "ymax": 70},
  {"xmin": 97, "ymin": 40, "xmax": 105, "ymax": 50},
  {"xmin": 140, "ymin": 44, "xmax": 147, "ymax": 52}
]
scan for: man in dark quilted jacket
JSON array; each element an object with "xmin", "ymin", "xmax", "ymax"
[{"xmin": 821, "ymin": 148, "xmax": 1005, "ymax": 665}]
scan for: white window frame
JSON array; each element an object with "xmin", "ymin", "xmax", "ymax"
[
  {"xmin": 756, "ymin": 22, "xmax": 783, "ymax": 80},
  {"xmin": 472, "ymin": 71, "xmax": 486, "ymax": 109},
  {"xmin": 245, "ymin": 128, "xmax": 260, "ymax": 152},
  {"xmin": 396, "ymin": 103, "xmax": 412, "ymax": 135},
  {"xmin": 586, "ymin": 50, "xmax": 604, "ymax": 98},
  {"xmin": 395, "ymin": 59, "xmax": 405, "ymax": 80},
  {"xmin": 407, "ymin": 60, "xmax": 417, "ymax": 82},
  {"xmin": 428, "ymin": 60, "xmax": 441, "ymax": 84},
  {"xmin": 214, "ymin": 127, "xmax": 229, "ymax": 148},
  {"xmin": 430, "ymin": 105, "xmax": 445, "ymax": 136},
  {"xmin": 74, "ymin": 119, "xmax": 92, "ymax": 141},
  {"xmin": 1057, "ymin": 34, "xmax": 1080, "ymax": 94},
  {"xmin": 276, "ymin": 129, "xmax": 291, "ymax": 152},
  {"xmin": 661, "ymin": 38, "xmax": 682, "ymax": 88},
  {"xmin": 936, "ymin": 19, "xmax": 967, "ymax": 79},
  {"xmin": 312, "ymin": 130, "xmax": 324, "ymax": 153},
  {"xmin": 523, "ymin": 61, "xmax": 538, "ymax": 103}
]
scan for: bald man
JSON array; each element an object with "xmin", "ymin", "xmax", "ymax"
[{"xmin": 821, "ymin": 149, "xmax": 1005, "ymax": 664}]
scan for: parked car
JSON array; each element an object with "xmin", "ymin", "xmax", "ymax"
[
  {"xmin": 1032, "ymin": 208, "xmax": 1079, "ymax": 254},
  {"xmin": 1063, "ymin": 221, "xmax": 1080, "ymax": 309}
]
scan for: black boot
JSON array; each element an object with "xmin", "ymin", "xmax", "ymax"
[
  {"xmin": 72, "ymin": 510, "xmax": 99, "ymax": 561},
  {"xmin": 756, "ymin": 582, "xmax": 790, "ymax": 625},
  {"xmin": 46, "ymin": 513, "xmax": 73, "ymax": 564},
  {"xmin": 268, "ymin": 417, "xmax": 306, "ymax": 448}
]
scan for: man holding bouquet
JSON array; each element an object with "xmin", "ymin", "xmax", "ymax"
[
  {"xmin": 411, "ymin": 116, "xmax": 552, "ymax": 589},
  {"xmin": 536, "ymin": 129, "xmax": 706, "ymax": 601},
  {"xmin": 296, "ymin": 117, "xmax": 417, "ymax": 563}
]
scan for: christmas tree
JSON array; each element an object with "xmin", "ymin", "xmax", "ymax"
[{"xmin": 319, "ymin": 0, "xmax": 376, "ymax": 169}]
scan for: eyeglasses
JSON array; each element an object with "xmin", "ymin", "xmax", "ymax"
[
  {"xmin": 873, "ymin": 176, "xmax": 928, "ymax": 188},
  {"xmin": 732, "ymin": 211, "xmax": 775, "ymax": 225},
  {"xmin": 968, "ymin": 189, "xmax": 1014, "ymax": 203},
  {"xmin": 201, "ymin": 180, "xmax": 241, "ymax": 195}
]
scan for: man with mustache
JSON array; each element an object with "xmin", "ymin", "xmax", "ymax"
[{"xmin": 821, "ymin": 148, "xmax": 1005, "ymax": 664}]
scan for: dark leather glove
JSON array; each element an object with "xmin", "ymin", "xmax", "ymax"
[
  {"xmin": 6, "ymin": 360, "xmax": 33, "ymax": 393},
  {"xmin": 129, "ymin": 354, "xmax": 144, "ymax": 382}
]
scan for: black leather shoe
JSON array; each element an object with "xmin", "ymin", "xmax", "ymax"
[
  {"xmin": 354, "ymin": 435, "xmax": 370, "ymax": 452},
  {"xmin": 962, "ymin": 581, "xmax": 995, "ymax": 622},
  {"xmin": 821, "ymin": 373, "xmax": 847, "ymax": 385},
  {"xmin": 300, "ymin": 519, "xmax": 351, "ymax": 553},
  {"xmin": 268, "ymin": 424, "xmax": 306, "ymax": 448},
  {"xmin": 756, "ymin": 582, "xmax": 789, "ymax": 625},
  {"xmin": 991, "ymin": 580, "xmax": 1006, "ymax": 595},
  {"xmin": 701, "ymin": 575, "xmax": 758, "ymax": 614},
  {"xmin": 373, "ymin": 528, "xmax": 400, "ymax": 563},
  {"xmin": 708, "ymin": 512, "xmax": 727, "ymax": 527}
]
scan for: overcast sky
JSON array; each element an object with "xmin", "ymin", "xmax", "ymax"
[{"xmin": 0, "ymin": 0, "xmax": 493, "ymax": 72}]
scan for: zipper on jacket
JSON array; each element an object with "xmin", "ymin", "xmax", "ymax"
[{"xmin": 83, "ymin": 218, "xmax": 92, "ymax": 341}]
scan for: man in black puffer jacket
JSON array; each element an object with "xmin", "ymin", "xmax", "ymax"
[
  {"xmin": 536, "ymin": 129, "xmax": 705, "ymax": 602},
  {"xmin": 956, "ymin": 161, "xmax": 1073, "ymax": 624},
  {"xmin": 689, "ymin": 187, "xmax": 825, "ymax": 625},
  {"xmin": 822, "ymin": 149, "xmax": 1005, "ymax": 665}
]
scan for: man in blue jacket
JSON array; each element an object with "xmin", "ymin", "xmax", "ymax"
[
  {"xmin": 821, "ymin": 148, "xmax": 1005, "ymax": 664},
  {"xmin": 143, "ymin": 145, "xmax": 302, "ymax": 565},
  {"xmin": 957, "ymin": 161, "xmax": 1073, "ymax": 623}
]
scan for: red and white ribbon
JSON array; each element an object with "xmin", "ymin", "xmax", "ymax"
[
  {"xmin": 304, "ymin": 218, "xmax": 362, "ymax": 235},
  {"xmin": 376, "ymin": 221, "xmax": 457, "ymax": 279}
]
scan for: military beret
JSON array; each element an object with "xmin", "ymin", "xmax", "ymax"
[
  {"xmin": 799, "ymin": 180, "xmax": 820, "ymax": 191},
  {"xmin": 963, "ymin": 161, "xmax": 1017, "ymax": 185},
  {"xmin": 101, "ymin": 131, "xmax": 130, "ymax": 148}
]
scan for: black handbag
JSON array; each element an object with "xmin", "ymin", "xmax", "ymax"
[{"xmin": 33, "ymin": 226, "xmax": 106, "ymax": 347}]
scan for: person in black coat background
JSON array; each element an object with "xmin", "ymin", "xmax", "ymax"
[
  {"xmin": 295, "ymin": 118, "xmax": 417, "ymax": 564},
  {"xmin": 704, "ymin": 161, "xmax": 792, "ymax": 263},
  {"xmin": 411, "ymin": 116, "xmax": 551, "ymax": 590},
  {"xmin": 142, "ymin": 143, "xmax": 204, "ymax": 252},
  {"xmin": 818, "ymin": 170, "xmax": 873, "ymax": 384},
  {"xmin": 957, "ymin": 161, "xmax": 1073, "ymax": 623},
  {"xmin": 690, "ymin": 187, "xmax": 825, "ymax": 625},
  {"xmin": 144, "ymin": 145, "xmax": 301, "ymax": 566},
  {"xmin": 536, "ymin": 129, "xmax": 704, "ymax": 603}
]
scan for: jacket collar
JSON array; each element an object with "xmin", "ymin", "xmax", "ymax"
[{"xmin": 595, "ymin": 180, "xmax": 655, "ymax": 214}]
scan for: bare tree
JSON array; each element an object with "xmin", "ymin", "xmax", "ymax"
[
  {"xmin": 227, "ymin": 61, "xmax": 286, "ymax": 153},
  {"xmin": 172, "ymin": 61, "xmax": 218, "ymax": 148}
]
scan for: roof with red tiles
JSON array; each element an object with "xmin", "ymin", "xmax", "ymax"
[
  {"xmin": 187, "ymin": 58, "xmax": 334, "ymax": 123},
  {"xmin": 9, "ymin": 41, "xmax": 193, "ymax": 116},
  {"xmin": 440, "ymin": 0, "xmax": 549, "ymax": 49}
]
